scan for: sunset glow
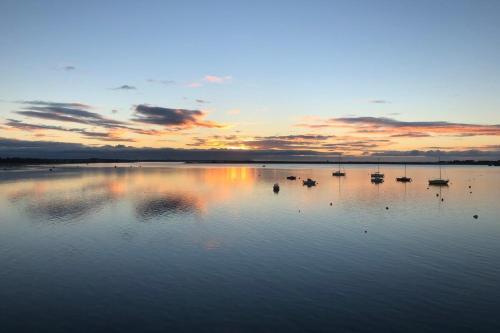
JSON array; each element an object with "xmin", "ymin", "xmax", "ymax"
[{"xmin": 0, "ymin": 1, "xmax": 499, "ymax": 160}]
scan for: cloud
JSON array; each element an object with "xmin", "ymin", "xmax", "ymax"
[
  {"xmin": 11, "ymin": 100, "xmax": 161, "ymax": 138},
  {"xmin": 112, "ymin": 85, "xmax": 136, "ymax": 90},
  {"xmin": 14, "ymin": 101, "xmax": 129, "ymax": 129},
  {"xmin": 1, "ymin": 137, "xmax": 497, "ymax": 161},
  {"xmin": 203, "ymin": 75, "xmax": 232, "ymax": 84},
  {"xmin": 186, "ymin": 134, "xmax": 397, "ymax": 155},
  {"xmin": 369, "ymin": 99, "xmax": 390, "ymax": 104},
  {"xmin": 132, "ymin": 104, "xmax": 224, "ymax": 129},
  {"xmin": 187, "ymin": 82, "xmax": 202, "ymax": 88},
  {"xmin": 55, "ymin": 65, "xmax": 76, "ymax": 71},
  {"xmin": 188, "ymin": 134, "xmax": 342, "ymax": 151},
  {"xmin": 18, "ymin": 100, "xmax": 91, "ymax": 109},
  {"xmin": 146, "ymin": 79, "xmax": 175, "ymax": 85},
  {"xmin": 335, "ymin": 116, "xmax": 500, "ymax": 136},
  {"xmin": 370, "ymin": 149, "xmax": 500, "ymax": 159},
  {"xmin": 390, "ymin": 132, "xmax": 431, "ymax": 138},
  {"xmin": 187, "ymin": 75, "xmax": 232, "ymax": 88},
  {"xmin": 5, "ymin": 119, "xmax": 135, "ymax": 142},
  {"xmin": 298, "ymin": 116, "xmax": 500, "ymax": 137},
  {"xmin": 321, "ymin": 139, "xmax": 392, "ymax": 150}
]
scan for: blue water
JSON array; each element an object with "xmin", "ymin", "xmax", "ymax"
[{"xmin": 0, "ymin": 163, "xmax": 499, "ymax": 332}]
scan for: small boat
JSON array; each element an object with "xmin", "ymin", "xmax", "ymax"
[
  {"xmin": 286, "ymin": 176, "xmax": 297, "ymax": 180},
  {"xmin": 371, "ymin": 177, "xmax": 384, "ymax": 184},
  {"xmin": 302, "ymin": 178, "xmax": 317, "ymax": 187},
  {"xmin": 396, "ymin": 163, "xmax": 412, "ymax": 182},
  {"xmin": 429, "ymin": 179, "xmax": 449, "ymax": 186},
  {"xmin": 371, "ymin": 161, "xmax": 384, "ymax": 179},
  {"xmin": 332, "ymin": 156, "xmax": 346, "ymax": 177},
  {"xmin": 273, "ymin": 183, "xmax": 280, "ymax": 192},
  {"xmin": 428, "ymin": 157, "xmax": 449, "ymax": 186},
  {"xmin": 396, "ymin": 176, "xmax": 411, "ymax": 182}
]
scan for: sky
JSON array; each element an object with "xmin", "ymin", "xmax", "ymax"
[{"xmin": 0, "ymin": 0, "xmax": 499, "ymax": 160}]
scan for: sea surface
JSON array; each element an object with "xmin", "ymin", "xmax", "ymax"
[{"xmin": 0, "ymin": 163, "xmax": 499, "ymax": 332}]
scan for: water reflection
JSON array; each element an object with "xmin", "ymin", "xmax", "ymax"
[
  {"xmin": 25, "ymin": 193, "xmax": 113, "ymax": 222},
  {"xmin": 5, "ymin": 178, "xmax": 118, "ymax": 222},
  {"xmin": 135, "ymin": 193, "xmax": 201, "ymax": 221},
  {"xmin": 0, "ymin": 165, "xmax": 260, "ymax": 223},
  {"xmin": 0, "ymin": 164, "xmax": 497, "ymax": 223},
  {"xmin": 0, "ymin": 164, "xmax": 499, "ymax": 332}
]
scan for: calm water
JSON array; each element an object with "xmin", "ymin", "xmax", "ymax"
[{"xmin": 1, "ymin": 163, "xmax": 499, "ymax": 332}]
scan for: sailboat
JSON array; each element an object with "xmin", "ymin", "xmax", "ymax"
[
  {"xmin": 370, "ymin": 161, "xmax": 384, "ymax": 179},
  {"xmin": 428, "ymin": 157, "xmax": 449, "ymax": 186},
  {"xmin": 396, "ymin": 163, "xmax": 412, "ymax": 182},
  {"xmin": 332, "ymin": 156, "xmax": 346, "ymax": 176}
]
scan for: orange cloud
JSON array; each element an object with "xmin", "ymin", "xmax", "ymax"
[{"xmin": 297, "ymin": 116, "xmax": 500, "ymax": 137}]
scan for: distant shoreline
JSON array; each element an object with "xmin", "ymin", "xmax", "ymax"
[{"xmin": 1, "ymin": 157, "xmax": 499, "ymax": 167}]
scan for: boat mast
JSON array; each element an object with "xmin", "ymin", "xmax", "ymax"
[{"xmin": 439, "ymin": 157, "xmax": 442, "ymax": 179}]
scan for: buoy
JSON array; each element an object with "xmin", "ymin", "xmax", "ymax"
[
  {"xmin": 385, "ymin": 206, "xmax": 389, "ymax": 210},
  {"xmin": 473, "ymin": 214, "xmax": 478, "ymax": 219},
  {"xmin": 469, "ymin": 185, "xmax": 471, "ymax": 189},
  {"xmin": 364, "ymin": 230, "xmax": 367, "ymax": 233},
  {"xmin": 441, "ymin": 198, "xmax": 444, "ymax": 201},
  {"xmin": 436, "ymin": 193, "xmax": 439, "ymax": 197},
  {"xmin": 330, "ymin": 202, "xmax": 332, "ymax": 206}
]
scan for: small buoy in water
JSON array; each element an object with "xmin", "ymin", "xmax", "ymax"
[
  {"xmin": 49, "ymin": 168, "xmax": 53, "ymax": 172},
  {"xmin": 470, "ymin": 191, "xmax": 472, "ymax": 194},
  {"xmin": 473, "ymin": 214, "xmax": 478, "ymax": 219},
  {"xmin": 364, "ymin": 230, "xmax": 367, "ymax": 233},
  {"xmin": 330, "ymin": 202, "xmax": 332, "ymax": 206},
  {"xmin": 441, "ymin": 198, "xmax": 444, "ymax": 201},
  {"xmin": 385, "ymin": 206, "xmax": 389, "ymax": 210},
  {"xmin": 114, "ymin": 165, "xmax": 117, "ymax": 168},
  {"xmin": 436, "ymin": 193, "xmax": 439, "ymax": 197},
  {"xmin": 427, "ymin": 187, "xmax": 429, "ymax": 190},
  {"xmin": 299, "ymin": 209, "xmax": 301, "ymax": 213},
  {"xmin": 273, "ymin": 183, "xmax": 280, "ymax": 193},
  {"xmin": 469, "ymin": 185, "xmax": 471, "ymax": 189}
]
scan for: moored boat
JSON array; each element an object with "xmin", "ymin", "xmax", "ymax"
[
  {"xmin": 332, "ymin": 156, "xmax": 346, "ymax": 176},
  {"xmin": 396, "ymin": 163, "xmax": 412, "ymax": 182},
  {"xmin": 428, "ymin": 157, "xmax": 449, "ymax": 186},
  {"xmin": 302, "ymin": 178, "xmax": 317, "ymax": 187},
  {"xmin": 371, "ymin": 161, "xmax": 384, "ymax": 179}
]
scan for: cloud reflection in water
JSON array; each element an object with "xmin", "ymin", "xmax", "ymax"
[{"xmin": 135, "ymin": 193, "xmax": 201, "ymax": 221}]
